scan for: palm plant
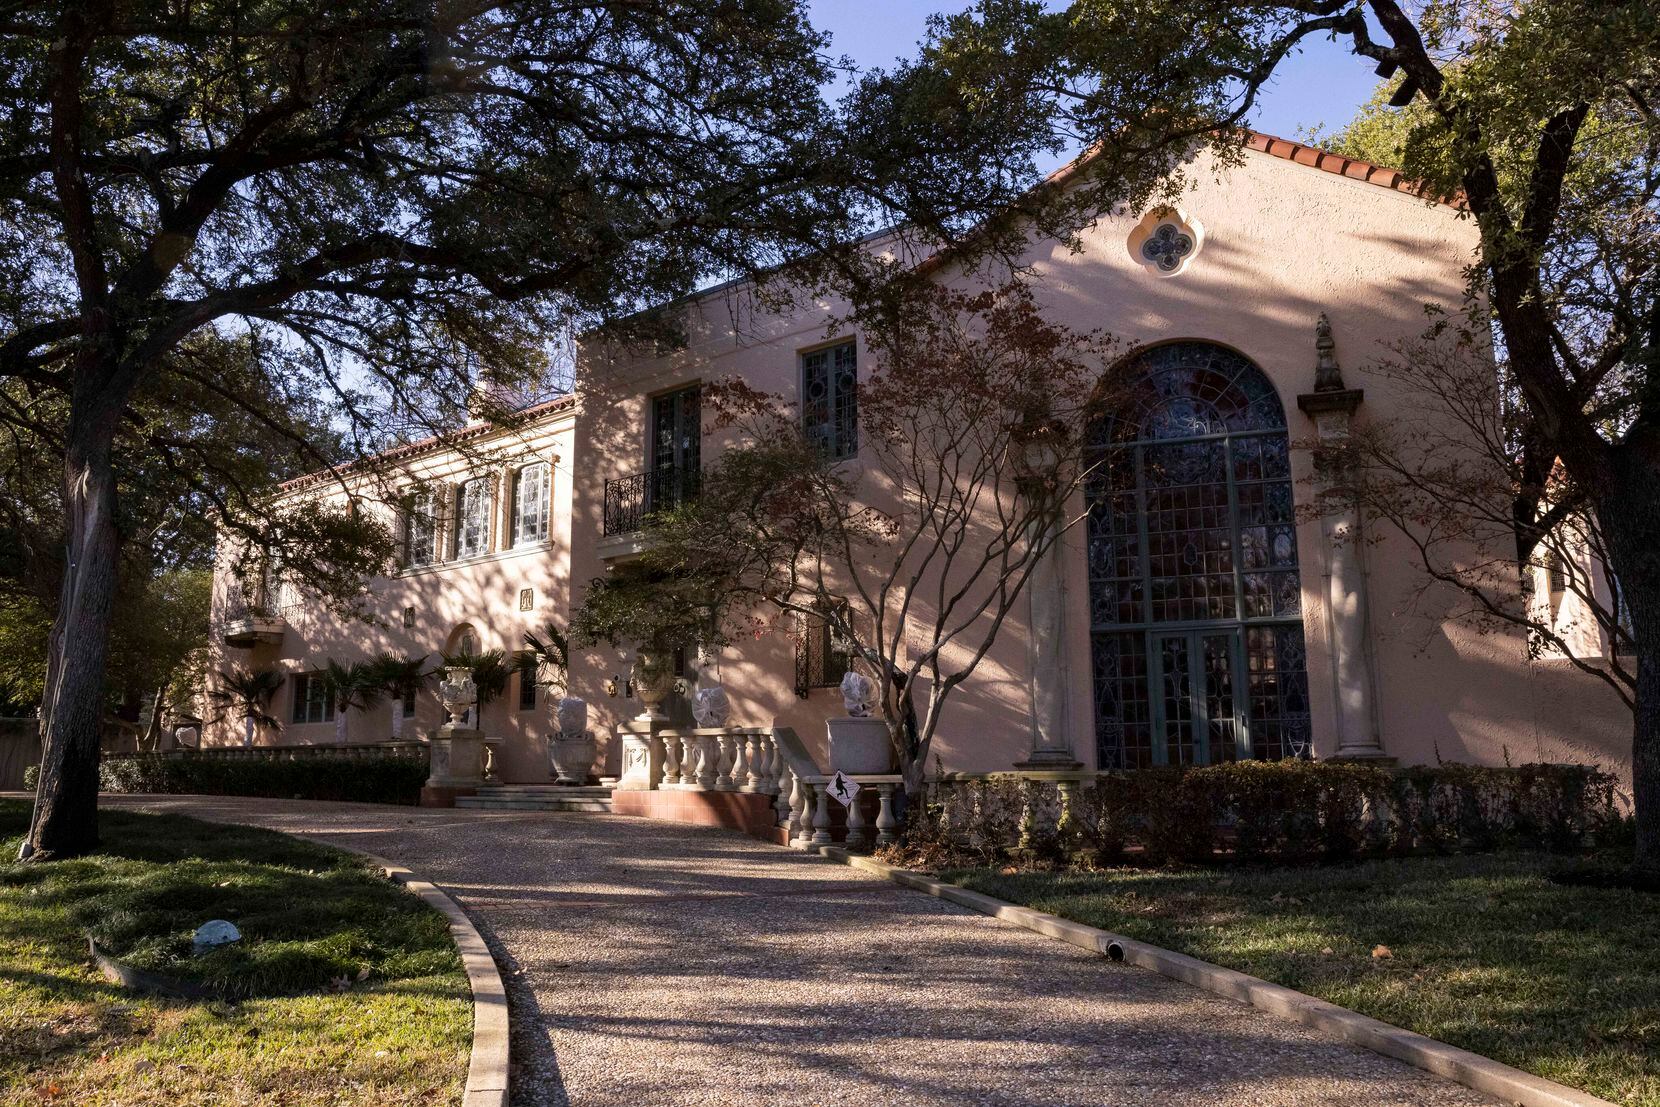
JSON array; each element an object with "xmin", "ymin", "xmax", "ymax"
[
  {"xmin": 521, "ymin": 622, "xmax": 570, "ymax": 697},
  {"xmin": 205, "ymin": 667, "xmax": 285, "ymax": 747},
  {"xmin": 323, "ymin": 659, "xmax": 387, "ymax": 745},
  {"xmin": 373, "ymin": 652, "xmax": 435, "ymax": 740}
]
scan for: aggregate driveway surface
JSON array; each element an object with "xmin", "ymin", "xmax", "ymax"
[{"xmin": 98, "ymin": 796, "xmax": 1498, "ymax": 1107}]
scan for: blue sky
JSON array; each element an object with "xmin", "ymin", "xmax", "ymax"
[{"xmin": 808, "ymin": 0, "xmax": 1379, "ymax": 148}]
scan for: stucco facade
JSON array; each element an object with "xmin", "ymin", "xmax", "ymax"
[{"xmin": 204, "ymin": 135, "xmax": 1634, "ymax": 794}]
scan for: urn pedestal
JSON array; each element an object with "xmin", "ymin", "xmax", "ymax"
[{"xmin": 827, "ymin": 716, "xmax": 892, "ymax": 774}]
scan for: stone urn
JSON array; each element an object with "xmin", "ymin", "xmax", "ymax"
[
  {"xmin": 631, "ymin": 650, "xmax": 674, "ymax": 720},
  {"xmin": 550, "ymin": 696, "xmax": 597, "ymax": 785}
]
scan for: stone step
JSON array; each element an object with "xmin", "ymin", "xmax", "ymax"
[
  {"xmin": 477, "ymin": 786, "xmax": 614, "ymax": 796},
  {"xmin": 455, "ymin": 795, "xmax": 614, "ymax": 812}
]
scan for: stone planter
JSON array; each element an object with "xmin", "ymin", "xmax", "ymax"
[
  {"xmin": 827, "ymin": 716, "xmax": 893, "ymax": 774},
  {"xmin": 550, "ymin": 732, "xmax": 597, "ymax": 785}
]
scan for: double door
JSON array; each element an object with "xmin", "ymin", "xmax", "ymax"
[{"xmin": 1148, "ymin": 626, "xmax": 1244, "ymax": 766}]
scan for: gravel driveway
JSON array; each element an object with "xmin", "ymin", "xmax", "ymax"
[{"xmin": 95, "ymin": 796, "xmax": 1497, "ymax": 1107}]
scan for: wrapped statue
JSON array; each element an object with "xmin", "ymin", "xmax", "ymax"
[
  {"xmin": 840, "ymin": 670, "xmax": 875, "ymax": 718},
  {"xmin": 556, "ymin": 696, "xmax": 588, "ymax": 739},
  {"xmin": 692, "ymin": 685, "xmax": 731, "ymax": 728}
]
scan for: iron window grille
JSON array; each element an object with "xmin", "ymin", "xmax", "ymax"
[
  {"xmin": 802, "ymin": 340, "xmax": 858, "ymax": 460},
  {"xmin": 794, "ymin": 601, "xmax": 852, "ymax": 697}
]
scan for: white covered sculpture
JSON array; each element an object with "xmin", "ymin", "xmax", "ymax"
[
  {"xmin": 551, "ymin": 695, "xmax": 597, "ymax": 785},
  {"xmin": 840, "ymin": 670, "xmax": 875, "ymax": 718},
  {"xmin": 692, "ymin": 685, "xmax": 731, "ymax": 728},
  {"xmin": 557, "ymin": 695, "xmax": 588, "ymax": 739}
]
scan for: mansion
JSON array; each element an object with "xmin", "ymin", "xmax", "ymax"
[{"xmin": 203, "ymin": 133, "xmax": 1633, "ymax": 792}]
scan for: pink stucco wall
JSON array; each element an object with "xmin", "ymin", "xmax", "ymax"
[{"xmin": 206, "ymin": 143, "xmax": 1635, "ymax": 797}]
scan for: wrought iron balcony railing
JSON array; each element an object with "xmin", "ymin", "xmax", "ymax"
[{"xmin": 602, "ymin": 465, "xmax": 700, "ymax": 536}]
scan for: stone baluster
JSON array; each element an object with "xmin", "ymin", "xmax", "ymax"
[
  {"xmin": 740, "ymin": 736, "xmax": 760, "ymax": 786},
  {"xmin": 755, "ymin": 734, "xmax": 776, "ymax": 791},
  {"xmin": 844, "ymin": 788, "xmax": 870, "ymax": 852},
  {"xmin": 793, "ymin": 781, "xmax": 817, "ymax": 848},
  {"xmin": 678, "ymin": 735, "xmax": 698, "ymax": 787},
  {"xmin": 696, "ymin": 735, "xmax": 718, "ymax": 789},
  {"xmin": 811, "ymin": 782, "xmax": 834, "ymax": 846},
  {"xmin": 719, "ymin": 734, "xmax": 739, "ymax": 790},
  {"xmin": 875, "ymin": 784, "xmax": 898, "ymax": 847},
  {"xmin": 660, "ymin": 732, "xmax": 680, "ymax": 789},
  {"xmin": 774, "ymin": 737, "xmax": 791, "ymax": 797},
  {"xmin": 782, "ymin": 770, "xmax": 801, "ymax": 834},
  {"xmin": 1056, "ymin": 778, "xmax": 1080, "ymax": 849}
]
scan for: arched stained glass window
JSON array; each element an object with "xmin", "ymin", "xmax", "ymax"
[{"xmin": 1086, "ymin": 342, "xmax": 1311, "ymax": 769}]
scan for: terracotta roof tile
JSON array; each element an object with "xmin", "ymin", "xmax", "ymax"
[{"xmin": 1243, "ymin": 131, "xmax": 1462, "ymax": 208}]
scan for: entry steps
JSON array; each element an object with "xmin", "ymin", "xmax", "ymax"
[{"xmin": 454, "ymin": 783, "xmax": 614, "ymax": 812}]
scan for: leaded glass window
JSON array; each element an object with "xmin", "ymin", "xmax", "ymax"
[
  {"xmin": 406, "ymin": 491, "xmax": 437, "ymax": 567},
  {"xmin": 512, "ymin": 462, "xmax": 550, "ymax": 547},
  {"xmin": 802, "ymin": 340, "xmax": 857, "ymax": 460},
  {"xmin": 1087, "ymin": 342, "xmax": 1310, "ymax": 768},
  {"xmin": 455, "ymin": 476, "xmax": 491, "ymax": 558}
]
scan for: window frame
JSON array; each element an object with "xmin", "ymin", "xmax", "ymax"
[
  {"xmin": 515, "ymin": 651, "xmax": 539, "ymax": 711},
  {"xmin": 405, "ymin": 489, "xmax": 438, "ymax": 568},
  {"xmin": 291, "ymin": 672, "xmax": 336, "ymax": 725},
  {"xmin": 800, "ymin": 339, "xmax": 858, "ymax": 461},
  {"xmin": 454, "ymin": 476, "xmax": 492, "ymax": 559},
  {"xmin": 511, "ymin": 462, "xmax": 551, "ymax": 548}
]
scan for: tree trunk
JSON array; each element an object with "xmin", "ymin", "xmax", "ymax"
[
  {"xmin": 1596, "ymin": 457, "xmax": 1660, "ymax": 872},
  {"xmin": 23, "ymin": 423, "xmax": 122, "ymax": 861},
  {"xmin": 336, "ymin": 708, "xmax": 349, "ymax": 745},
  {"xmin": 140, "ymin": 678, "xmax": 168, "ymax": 751}
]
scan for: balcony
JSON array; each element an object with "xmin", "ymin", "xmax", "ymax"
[
  {"xmin": 602, "ymin": 465, "xmax": 700, "ymax": 537},
  {"xmin": 221, "ymin": 598, "xmax": 296, "ymax": 648}
]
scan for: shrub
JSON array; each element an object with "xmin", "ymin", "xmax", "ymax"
[
  {"xmin": 905, "ymin": 760, "xmax": 1617, "ymax": 870},
  {"xmin": 100, "ymin": 752, "xmax": 428, "ymax": 805},
  {"xmin": 22, "ymin": 764, "xmax": 37, "ymax": 790}
]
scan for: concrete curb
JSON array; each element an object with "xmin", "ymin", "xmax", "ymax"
[
  {"xmin": 357, "ymin": 851, "xmax": 510, "ymax": 1107},
  {"xmin": 814, "ymin": 846, "xmax": 1618, "ymax": 1107}
]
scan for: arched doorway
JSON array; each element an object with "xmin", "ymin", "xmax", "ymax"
[{"xmin": 1086, "ymin": 341, "xmax": 1312, "ymax": 768}]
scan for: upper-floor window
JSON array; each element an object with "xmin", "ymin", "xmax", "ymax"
[
  {"xmin": 455, "ymin": 476, "xmax": 491, "ymax": 559},
  {"xmin": 292, "ymin": 672, "xmax": 335, "ymax": 725},
  {"xmin": 512, "ymin": 462, "xmax": 550, "ymax": 547},
  {"xmin": 406, "ymin": 491, "xmax": 437, "ymax": 567},
  {"xmin": 802, "ymin": 340, "xmax": 857, "ymax": 460}
]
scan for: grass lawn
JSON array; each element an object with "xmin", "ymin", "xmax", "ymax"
[
  {"xmin": 944, "ymin": 852, "xmax": 1660, "ymax": 1107},
  {"xmin": 0, "ymin": 799, "xmax": 469, "ymax": 1106}
]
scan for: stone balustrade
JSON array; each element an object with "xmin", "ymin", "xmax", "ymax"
[
  {"xmin": 654, "ymin": 727, "xmax": 783, "ymax": 794},
  {"xmin": 776, "ymin": 769, "xmax": 903, "ymax": 853}
]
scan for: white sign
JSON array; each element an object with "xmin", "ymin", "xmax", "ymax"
[{"xmin": 826, "ymin": 770, "xmax": 861, "ymax": 807}]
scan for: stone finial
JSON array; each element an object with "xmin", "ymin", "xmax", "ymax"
[{"xmin": 1314, "ymin": 313, "xmax": 1346, "ymax": 392}]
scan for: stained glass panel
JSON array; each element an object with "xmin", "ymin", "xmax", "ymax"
[{"xmin": 1088, "ymin": 342, "xmax": 1310, "ymax": 768}]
